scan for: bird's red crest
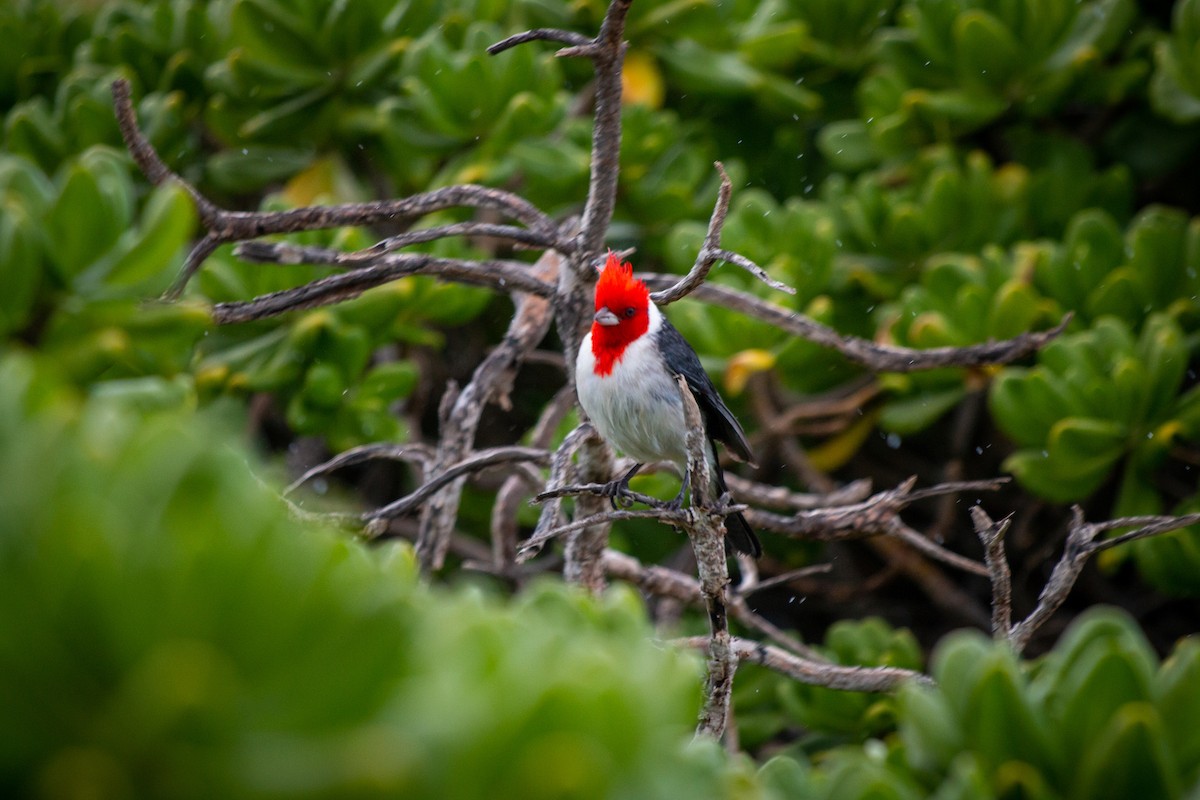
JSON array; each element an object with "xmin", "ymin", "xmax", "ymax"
[
  {"xmin": 595, "ymin": 252, "xmax": 645, "ymax": 308},
  {"xmin": 591, "ymin": 251, "xmax": 650, "ymax": 376}
]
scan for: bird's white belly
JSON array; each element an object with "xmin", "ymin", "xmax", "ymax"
[{"xmin": 577, "ymin": 335, "xmax": 689, "ymax": 467}]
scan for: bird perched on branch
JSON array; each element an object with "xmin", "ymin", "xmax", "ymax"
[{"xmin": 575, "ymin": 252, "xmax": 762, "ymax": 557}]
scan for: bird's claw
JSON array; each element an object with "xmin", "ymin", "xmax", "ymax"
[{"xmin": 599, "ymin": 479, "xmax": 636, "ymax": 510}]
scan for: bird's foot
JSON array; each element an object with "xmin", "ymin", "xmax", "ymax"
[
  {"xmin": 598, "ymin": 479, "xmax": 636, "ymax": 510},
  {"xmin": 600, "ymin": 462, "xmax": 644, "ymax": 510}
]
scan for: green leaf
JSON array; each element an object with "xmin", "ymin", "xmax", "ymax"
[
  {"xmin": 0, "ymin": 201, "xmax": 42, "ymax": 336},
  {"xmin": 954, "ymin": 10, "xmax": 1021, "ymax": 90},
  {"xmin": 817, "ymin": 119, "xmax": 877, "ymax": 172},
  {"xmin": 1072, "ymin": 704, "xmax": 1181, "ymax": 800},
  {"xmin": 1158, "ymin": 639, "xmax": 1200, "ymax": 783},
  {"xmin": 1056, "ymin": 642, "xmax": 1156, "ymax": 768},
  {"xmin": 360, "ymin": 360, "xmax": 419, "ymax": 402},
  {"xmin": 205, "ymin": 146, "xmax": 315, "ymax": 194},
  {"xmin": 103, "ymin": 183, "xmax": 197, "ymax": 290},
  {"xmin": 990, "ymin": 369, "xmax": 1079, "ymax": 449},
  {"xmin": 898, "ymin": 682, "xmax": 963, "ymax": 775},
  {"xmin": 45, "ymin": 152, "xmax": 132, "ymax": 282},
  {"xmin": 881, "ymin": 385, "xmax": 966, "ymax": 435}
]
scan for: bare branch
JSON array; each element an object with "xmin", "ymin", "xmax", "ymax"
[
  {"xmin": 487, "ymin": 28, "xmax": 592, "ymax": 54},
  {"xmin": 1009, "ymin": 507, "xmax": 1200, "ymax": 652},
  {"xmin": 642, "ymin": 274, "xmax": 1073, "ymax": 372},
  {"xmin": 602, "ymin": 549, "xmax": 828, "ymax": 661},
  {"xmin": 650, "ymin": 163, "xmax": 796, "ymax": 306},
  {"xmin": 673, "ymin": 376, "xmax": 740, "ymax": 740},
  {"xmin": 677, "ymin": 637, "xmax": 933, "ymax": 691},
  {"xmin": 578, "ymin": 0, "xmax": 632, "ymax": 268},
  {"xmin": 971, "ymin": 506, "xmax": 1014, "ymax": 640},
  {"xmin": 534, "ymin": 482, "xmax": 667, "ymax": 509},
  {"xmin": 360, "ymin": 446, "xmax": 549, "ymax": 527},
  {"xmin": 213, "ymin": 255, "xmax": 553, "ymax": 324},
  {"xmin": 739, "ymin": 563, "xmax": 834, "ymax": 596},
  {"xmin": 415, "ymin": 251, "xmax": 560, "ymax": 570},
  {"xmin": 723, "ymin": 474, "xmax": 873, "ymax": 512},
  {"xmin": 522, "ymin": 424, "xmax": 602, "ymax": 562},
  {"xmin": 285, "ymin": 442, "xmax": 436, "ymax": 496},
  {"xmin": 112, "ymin": 78, "xmax": 559, "ymax": 300},
  {"xmin": 729, "ymin": 478, "xmax": 997, "ymax": 587},
  {"xmin": 491, "ymin": 386, "xmax": 578, "ymax": 569},
  {"xmin": 235, "ymin": 223, "xmax": 566, "ymax": 268},
  {"xmin": 525, "ymin": 508, "xmax": 684, "ymax": 556}
]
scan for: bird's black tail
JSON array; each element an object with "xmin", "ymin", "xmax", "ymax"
[
  {"xmin": 710, "ymin": 447, "xmax": 762, "ymax": 558},
  {"xmin": 723, "ymin": 508, "xmax": 761, "ymax": 558}
]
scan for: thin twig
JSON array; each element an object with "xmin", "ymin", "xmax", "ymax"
[
  {"xmin": 723, "ymin": 474, "xmax": 872, "ymax": 512},
  {"xmin": 525, "ymin": 508, "xmax": 680, "ymax": 556},
  {"xmin": 650, "ymin": 162, "xmax": 796, "ymax": 306},
  {"xmin": 235, "ymin": 222, "xmax": 566, "ymax": 267},
  {"xmin": 487, "ymin": 28, "xmax": 592, "ymax": 55},
  {"xmin": 751, "ymin": 476, "xmax": 1001, "ymax": 560},
  {"xmin": 363, "ymin": 445, "xmax": 551, "ymax": 527},
  {"xmin": 285, "ymin": 442, "xmax": 436, "ymax": 495},
  {"xmin": 522, "ymin": 423, "xmax": 600, "ymax": 561}
]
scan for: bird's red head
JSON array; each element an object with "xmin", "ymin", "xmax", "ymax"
[{"xmin": 590, "ymin": 252, "xmax": 650, "ymax": 376}]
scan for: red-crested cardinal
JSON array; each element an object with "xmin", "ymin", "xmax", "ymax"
[{"xmin": 575, "ymin": 252, "xmax": 762, "ymax": 557}]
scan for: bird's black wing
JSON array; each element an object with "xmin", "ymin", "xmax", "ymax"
[{"xmin": 656, "ymin": 316, "xmax": 756, "ymax": 465}]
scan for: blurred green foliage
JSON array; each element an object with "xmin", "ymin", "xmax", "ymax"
[{"xmin": 0, "ymin": 351, "xmax": 761, "ymax": 799}]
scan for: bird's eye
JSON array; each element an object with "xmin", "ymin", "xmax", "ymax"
[{"xmin": 624, "ymin": 307, "xmax": 636, "ymax": 318}]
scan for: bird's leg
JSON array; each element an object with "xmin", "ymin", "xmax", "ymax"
[
  {"xmin": 599, "ymin": 462, "xmax": 643, "ymax": 509},
  {"xmin": 664, "ymin": 470, "xmax": 691, "ymax": 512}
]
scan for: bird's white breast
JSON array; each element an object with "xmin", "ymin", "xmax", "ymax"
[{"xmin": 576, "ymin": 307, "xmax": 689, "ymax": 468}]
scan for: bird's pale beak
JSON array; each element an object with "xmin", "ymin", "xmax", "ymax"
[{"xmin": 593, "ymin": 307, "xmax": 620, "ymax": 326}]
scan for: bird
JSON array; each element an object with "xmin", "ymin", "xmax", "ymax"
[{"xmin": 575, "ymin": 252, "xmax": 762, "ymax": 558}]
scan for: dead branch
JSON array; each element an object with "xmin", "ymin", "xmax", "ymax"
[
  {"xmin": 750, "ymin": 477, "xmax": 998, "ymax": 577},
  {"xmin": 415, "ymin": 250, "xmax": 560, "ymax": 570},
  {"xmin": 676, "ymin": 636, "xmax": 933, "ymax": 691},
  {"xmin": 641, "ymin": 275, "xmax": 1072, "ymax": 373},
  {"xmin": 970, "ymin": 507, "xmax": 1015, "ymax": 640},
  {"xmin": 360, "ymin": 445, "xmax": 550, "ymax": 529},
  {"xmin": 284, "ymin": 442, "xmax": 436, "ymax": 496},
  {"xmin": 649, "ymin": 162, "xmax": 796, "ymax": 306},
  {"xmin": 234, "ymin": 222, "xmax": 566, "ymax": 267},
  {"xmin": 491, "ymin": 386, "xmax": 578, "ymax": 569},
  {"xmin": 723, "ymin": 474, "xmax": 873, "ymax": 512},
  {"xmin": 111, "ymin": 80, "xmax": 560, "ymax": 302},
  {"xmin": 974, "ymin": 505, "xmax": 1200, "ymax": 653},
  {"xmin": 674, "ymin": 376, "xmax": 738, "ymax": 740},
  {"xmin": 213, "ymin": 254, "xmax": 554, "ymax": 325}
]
